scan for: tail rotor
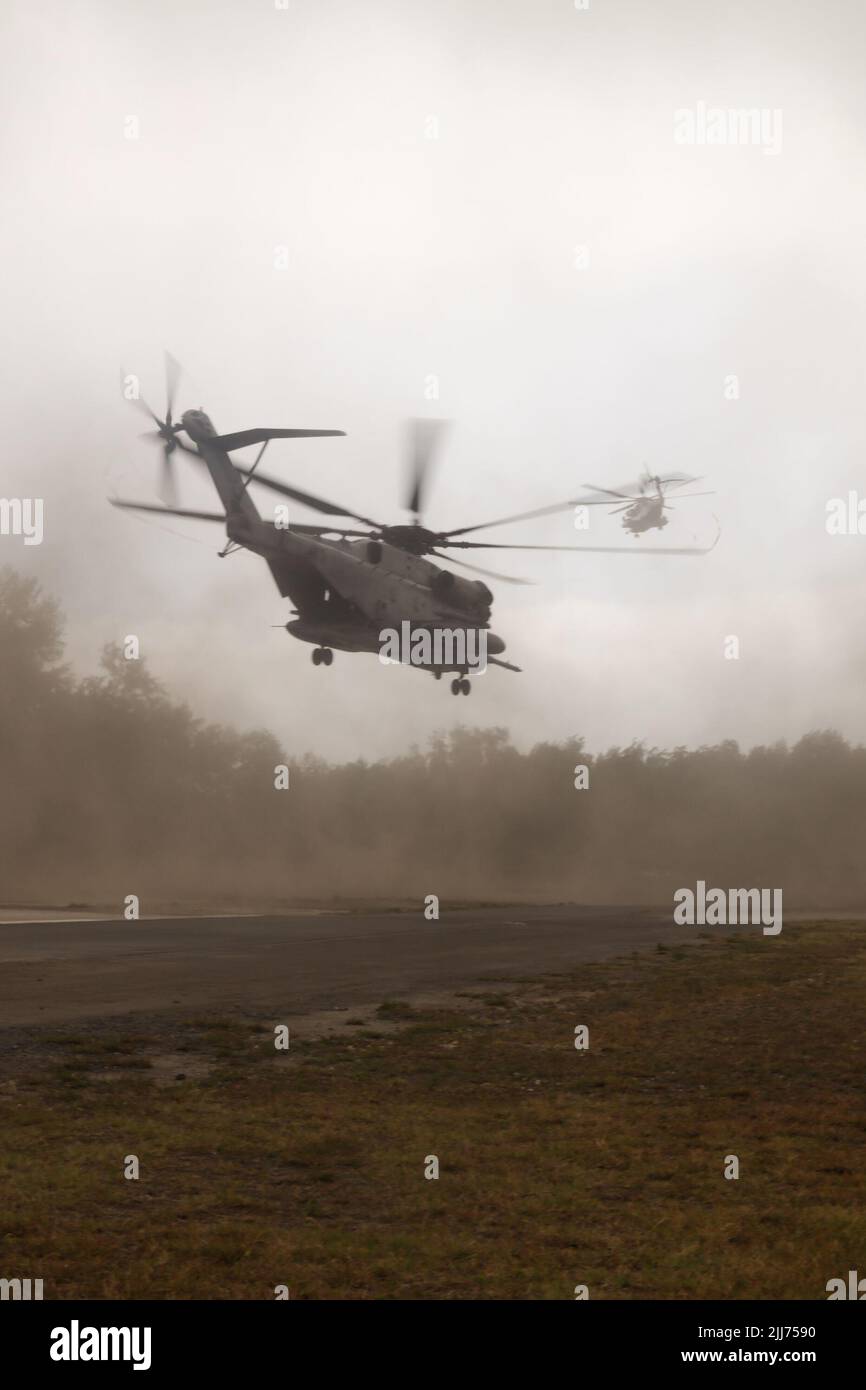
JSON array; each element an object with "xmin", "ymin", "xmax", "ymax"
[{"xmin": 124, "ymin": 352, "xmax": 184, "ymax": 505}]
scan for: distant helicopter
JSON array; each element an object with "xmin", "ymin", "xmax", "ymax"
[
  {"xmin": 113, "ymin": 357, "xmax": 718, "ymax": 695},
  {"xmin": 569, "ymin": 471, "xmax": 715, "ymax": 535}
]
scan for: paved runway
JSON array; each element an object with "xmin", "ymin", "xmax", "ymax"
[{"xmin": 0, "ymin": 905, "xmax": 726, "ymax": 1027}]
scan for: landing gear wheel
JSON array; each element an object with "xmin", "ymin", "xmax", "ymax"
[
  {"xmin": 450, "ymin": 678, "xmax": 461, "ymax": 695},
  {"xmin": 312, "ymin": 649, "xmax": 322, "ymax": 666},
  {"xmin": 460, "ymin": 678, "xmax": 471, "ymax": 695},
  {"xmin": 322, "ymin": 648, "xmax": 333, "ymax": 666}
]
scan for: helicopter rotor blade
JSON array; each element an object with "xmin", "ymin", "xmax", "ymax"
[
  {"xmin": 443, "ymin": 482, "xmax": 715, "ymax": 539},
  {"xmin": 286, "ymin": 523, "xmax": 372, "ymax": 537},
  {"xmin": 164, "ymin": 351, "xmax": 181, "ymax": 427},
  {"xmin": 429, "ymin": 551, "xmax": 534, "ymax": 585},
  {"xmin": 134, "ymin": 410, "xmax": 180, "ymax": 505},
  {"xmin": 121, "ymin": 364, "xmax": 162, "ymax": 427},
  {"xmin": 110, "ymin": 499, "xmax": 227, "ymax": 522},
  {"xmin": 443, "ymin": 499, "xmax": 582, "ymax": 539},
  {"xmin": 406, "ymin": 418, "xmax": 449, "ymax": 520},
  {"xmin": 441, "ymin": 527, "xmax": 720, "ymax": 555},
  {"xmin": 236, "ymin": 466, "xmax": 382, "ymax": 528},
  {"xmin": 442, "ymin": 486, "xmax": 665, "ymax": 539},
  {"xmin": 110, "ymin": 500, "xmax": 373, "ymax": 541},
  {"xmin": 582, "ymin": 483, "xmax": 640, "ymax": 500},
  {"xmin": 129, "ymin": 395, "xmax": 162, "ymax": 426},
  {"xmin": 159, "ymin": 450, "xmax": 179, "ymax": 508}
]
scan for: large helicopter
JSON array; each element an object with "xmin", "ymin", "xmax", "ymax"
[{"xmin": 113, "ymin": 357, "xmax": 718, "ymax": 694}]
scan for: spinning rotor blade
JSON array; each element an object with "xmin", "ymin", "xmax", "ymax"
[
  {"xmin": 135, "ymin": 427, "xmax": 180, "ymax": 507},
  {"xmin": 576, "ymin": 476, "xmax": 705, "ymax": 504},
  {"xmin": 236, "ymin": 466, "xmax": 382, "ymax": 528},
  {"xmin": 110, "ymin": 500, "xmax": 227, "ymax": 522},
  {"xmin": 581, "ymin": 483, "xmax": 639, "ymax": 501},
  {"xmin": 164, "ymin": 351, "xmax": 181, "ymax": 427},
  {"xmin": 611, "ymin": 489, "xmax": 713, "ymax": 514},
  {"xmin": 110, "ymin": 500, "xmax": 372, "ymax": 541},
  {"xmin": 441, "ymin": 527, "xmax": 720, "ymax": 555},
  {"xmin": 444, "ymin": 481, "xmax": 716, "ymax": 539},
  {"xmin": 159, "ymin": 453, "xmax": 179, "ymax": 508},
  {"xmin": 121, "ymin": 353, "xmax": 183, "ymax": 427},
  {"xmin": 286, "ymin": 523, "xmax": 371, "ymax": 537},
  {"xmin": 128, "ymin": 393, "xmax": 162, "ymax": 426},
  {"xmin": 444, "ymin": 499, "xmax": 580, "ymax": 539},
  {"xmin": 406, "ymin": 418, "xmax": 449, "ymax": 519},
  {"xmin": 429, "ymin": 551, "xmax": 534, "ymax": 586},
  {"xmin": 123, "ymin": 353, "xmax": 186, "ymax": 505}
]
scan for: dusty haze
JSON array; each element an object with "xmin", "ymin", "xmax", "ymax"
[{"xmin": 1, "ymin": 568, "xmax": 863, "ymax": 909}]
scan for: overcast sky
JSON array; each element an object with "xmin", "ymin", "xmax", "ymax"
[{"xmin": 2, "ymin": 0, "xmax": 865, "ymax": 761}]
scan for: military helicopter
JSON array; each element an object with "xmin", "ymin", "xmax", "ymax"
[
  {"xmin": 113, "ymin": 358, "xmax": 718, "ymax": 694},
  {"xmin": 569, "ymin": 471, "xmax": 715, "ymax": 535}
]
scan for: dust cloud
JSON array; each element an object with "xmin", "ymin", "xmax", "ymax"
[{"xmin": 3, "ymin": 567, "xmax": 861, "ymax": 911}]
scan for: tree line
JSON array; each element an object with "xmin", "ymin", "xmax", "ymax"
[{"xmin": 1, "ymin": 566, "xmax": 862, "ymax": 908}]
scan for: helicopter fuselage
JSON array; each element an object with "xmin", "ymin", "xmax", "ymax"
[
  {"xmin": 621, "ymin": 495, "xmax": 668, "ymax": 534},
  {"xmin": 229, "ymin": 514, "xmax": 501, "ymax": 647},
  {"xmin": 183, "ymin": 414, "xmax": 506, "ymax": 672}
]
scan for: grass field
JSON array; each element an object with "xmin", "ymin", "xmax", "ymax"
[{"xmin": 1, "ymin": 921, "xmax": 864, "ymax": 1299}]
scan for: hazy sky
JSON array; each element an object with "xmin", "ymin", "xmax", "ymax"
[{"xmin": 3, "ymin": 0, "xmax": 866, "ymax": 761}]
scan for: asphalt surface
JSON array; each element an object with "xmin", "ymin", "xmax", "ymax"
[{"xmin": 0, "ymin": 905, "xmax": 732, "ymax": 1027}]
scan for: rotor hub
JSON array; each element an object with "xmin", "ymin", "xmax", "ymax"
[{"xmin": 379, "ymin": 524, "xmax": 442, "ymax": 555}]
